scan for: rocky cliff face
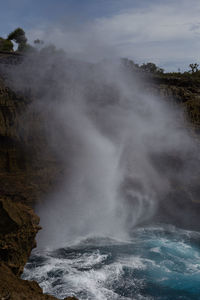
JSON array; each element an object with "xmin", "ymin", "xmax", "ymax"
[
  {"xmin": 1, "ymin": 58, "xmax": 199, "ymax": 207},
  {"xmin": 0, "ymin": 54, "xmax": 200, "ymax": 299},
  {"xmin": 0, "ymin": 197, "xmax": 77, "ymax": 300},
  {"xmin": 0, "ymin": 197, "xmax": 40, "ymax": 275},
  {"xmin": 0, "ymin": 60, "xmax": 76, "ymax": 299},
  {"xmin": 0, "ymin": 75, "xmax": 62, "ymax": 205},
  {"xmin": 0, "ymin": 196, "xmax": 75, "ymax": 300},
  {"xmin": 150, "ymin": 75, "xmax": 200, "ymax": 133}
]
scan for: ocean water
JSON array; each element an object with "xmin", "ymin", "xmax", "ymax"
[{"xmin": 22, "ymin": 225, "xmax": 200, "ymax": 300}]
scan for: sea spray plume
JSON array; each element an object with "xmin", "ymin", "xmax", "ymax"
[{"xmin": 3, "ymin": 48, "xmax": 200, "ymax": 247}]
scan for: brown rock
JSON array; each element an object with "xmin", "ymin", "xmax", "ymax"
[
  {"xmin": 0, "ymin": 197, "xmax": 40, "ymax": 275},
  {"xmin": 0, "ymin": 197, "xmax": 78, "ymax": 299},
  {"xmin": 0, "ymin": 262, "xmax": 58, "ymax": 300},
  {"xmin": 0, "ymin": 76, "xmax": 64, "ymax": 206},
  {"xmin": 0, "ymin": 63, "xmax": 77, "ymax": 299}
]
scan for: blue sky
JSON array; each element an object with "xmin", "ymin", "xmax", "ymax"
[
  {"xmin": 1, "ymin": 0, "xmax": 200, "ymax": 71},
  {"xmin": 0, "ymin": 0, "xmax": 152, "ymax": 32}
]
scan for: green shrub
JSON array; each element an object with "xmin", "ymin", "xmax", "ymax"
[
  {"xmin": 0, "ymin": 38, "xmax": 13, "ymax": 52},
  {"xmin": 7, "ymin": 28, "xmax": 27, "ymax": 52}
]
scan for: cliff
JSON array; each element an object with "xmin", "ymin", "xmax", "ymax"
[
  {"xmin": 0, "ymin": 53, "xmax": 200, "ymax": 299},
  {"xmin": 0, "ymin": 58, "xmax": 75, "ymax": 299},
  {"xmin": 0, "ymin": 75, "xmax": 62, "ymax": 205},
  {"xmin": 152, "ymin": 74, "xmax": 200, "ymax": 132},
  {"xmin": 0, "ymin": 196, "xmax": 77, "ymax": 299}
]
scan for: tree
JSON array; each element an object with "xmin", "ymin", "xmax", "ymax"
[
  {"xmin": 34, "ymin": 39, "xmax": 44, "ymax": 45},
  {"xmin": 140, "ymin": 62, "xmax": 164, "ymax": 74},
  {"xmin": 121, "ymin": 58, "xmax": 140, "ymax": 73},
  {"xmin": 7, "ymin": 28, "xmax": 27, "ymax": 52},
  {"xmin": 189, "ymin": 63, "xmax": 199, "ymax": 73},
  {"xmin": 0, "ymin": 38, "xmax": 13, "ymax": 52}
]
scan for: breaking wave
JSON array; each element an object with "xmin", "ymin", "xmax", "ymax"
[{"xmin": 22, "ymin": 225, "xmax": 200, "ymax": 300}]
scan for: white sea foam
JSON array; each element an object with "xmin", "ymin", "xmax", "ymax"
[{"xmin": 23, "ymin": 226, "xmax": 200, "ymax": 299}]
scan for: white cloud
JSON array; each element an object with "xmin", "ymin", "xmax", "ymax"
[
  {"xmin": 27, "ymin": 0, "xmax": 200, "ymax": 71},
  {"xmin": 95, "ymin": 4, "xmax": 200, "ymax": 42},
  {"xmin": 92, "ymin": 0, "xmax": 200, "ymax": 70}
]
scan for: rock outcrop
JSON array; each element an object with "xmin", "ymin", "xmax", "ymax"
[
  {"xmin": 0, "ymin": 262, "xmax": 77, "ymax": 300},
  {"xmin": 149, "ymin": 74, "xmax": 200, "ymax": 132},
  {"xmin": 0, "ymin": 197, "xmax": 40, "ymax": 275},
  {"xmin": 0, "ymin": 197, "xmax": 77, "ymax": 300},
  {"xmin": 0, "ymin": 74, "xmax": 62, "ymax": 205},
  {"xmin": 0, "ymin": 57, "xmax": 76, "ymax": 300}
]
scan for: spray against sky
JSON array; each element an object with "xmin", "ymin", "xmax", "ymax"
[
  {"xmin": 1, "ymin": 0, "xmax": 200, "ymax": 71},
  {"xmin": 3, "ymin": 34, "xmax": 199, "ymax": 248}
]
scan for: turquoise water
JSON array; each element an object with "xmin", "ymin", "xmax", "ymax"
[{"xmin": 22, "ymin": 225, "xmax": 200, "ymax": 299}]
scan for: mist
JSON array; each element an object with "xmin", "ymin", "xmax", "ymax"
[{"xmin": 3, "ymin": 35, "xmax": 199, "ymax": 248}]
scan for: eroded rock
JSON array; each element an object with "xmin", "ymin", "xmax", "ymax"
[
  {"xmin": 0, "ymin": 197, "xmax": 78, "ymax": 300},
  {"xmin": 0, "ymin": 197, "xmax": 40, "ymax": 275}
]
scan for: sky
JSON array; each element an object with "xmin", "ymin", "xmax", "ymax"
[{"xmin": 1, "ymin": 0, "xmax": 200, "ymax": 71}]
